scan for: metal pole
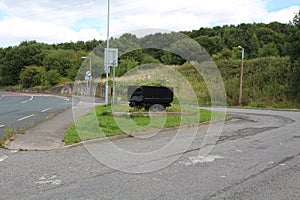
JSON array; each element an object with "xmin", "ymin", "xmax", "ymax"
[
  {"xmin": 87, "ymin": 79, "xmax": 89, "ymax": 95},
  {"xmin": 81, "ymin": 56, "xmax": 91, "ymax": 96},
  {"xmin": 89, "ymin": 57, "xmax": 92, "ymax": 96},
  {"xmin": 105, "ymin": 0, "xmax": 110, "ymax": 105},
  {"xmin": 238, "ymin": 46, "xmax": 244, "ymax": 106},
  {"xmin": 112, "ymin": 64, "xmax": 115, "ymax": 104}
]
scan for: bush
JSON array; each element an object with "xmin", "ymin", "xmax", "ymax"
[
  {"xmin": 44, "ymin": 69, "xmax": 60, "ymax": 87},
  {"xmin": 19, "ymin": 66, "xmax": 45, "ymax": 88}
]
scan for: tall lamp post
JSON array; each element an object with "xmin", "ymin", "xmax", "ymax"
[
  {"xmin": 104, "ymin": 0, "xmax": 110, "ymax": 105},
  {"xmin": 81, "ymin": 56, "xmax": 92, "ymax": 95},
  {"xmin": 238, "ymin": 46, "xmax": 244, "ymax": 106}
]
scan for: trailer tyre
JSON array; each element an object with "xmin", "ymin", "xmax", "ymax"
[{"xmin": 149, "ymin": 104, "xmax": 166, "ymax": 112}]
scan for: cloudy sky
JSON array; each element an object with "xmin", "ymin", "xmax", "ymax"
[{"xmin": 0, "ymin": 0, "xmax": 299, "ymax": 47}]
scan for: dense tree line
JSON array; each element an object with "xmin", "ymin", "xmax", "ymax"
[
  {"xmin": 0, "ymin": 40, "xmax": 101, "ymax": 87},
  {"xmin": 0, "ymin": 11, "xmax": 299, "ymax": 106}
]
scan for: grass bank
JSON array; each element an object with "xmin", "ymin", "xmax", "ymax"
[{"xmin": 64, "ymin": 104, "xmax": 227, "ymax": 145}]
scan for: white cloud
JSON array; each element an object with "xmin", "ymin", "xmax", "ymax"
[
  {"xmin": 0, "ymin": 0, "xmax": 299, "ymax": 47},
  {"xmin": 260, "ymin": 5, "xmax": 299, "ymax": 23}
]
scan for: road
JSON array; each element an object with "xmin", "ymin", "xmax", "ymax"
[
  {"xmin": 0, "ymin": 108, "xmax": 299, "ymax": 199},
  {"xmin": 0, "ymin": 92, "xmax": 70, "ymax": 137}
]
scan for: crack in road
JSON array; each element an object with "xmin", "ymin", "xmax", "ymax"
[
  {"xmin": 205, "ymin": 152, "xmax": 300, "ymax": 200},
  {"xmin": 217, "ymin": 127, "xmax": 278, "ymax": 144}
]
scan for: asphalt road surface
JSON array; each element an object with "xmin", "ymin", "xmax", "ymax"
[
  {"xmin": 0, "ymin": 108, "xmax": 299, "ymax": 199},
  {"xmin": 0, "ymin": 92, "xmax": 70, "ymax": 137}
]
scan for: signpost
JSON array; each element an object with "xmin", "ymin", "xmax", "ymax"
[
  {"xmin": 81, "ymin": 56, "xmax": 92, "ymax": 96},
  {"xmin": 85, "ymin": 71, "xmax": 92, "ymax": 95},
  {"xmin": 104, "ymin": 48, "xmax": 118, "ymax": 104}
]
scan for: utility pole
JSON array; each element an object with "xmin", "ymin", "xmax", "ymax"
[
  {"xmin": 238, "ymin": 46, "xmax": 244, "ymax": 106},
  {"xmin": 105, "ymin": 0, "xmax": 110, "ymax": 105}
]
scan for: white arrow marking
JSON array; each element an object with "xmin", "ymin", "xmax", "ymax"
[
  {"xmin": 17, "ymin": 114, "xmax": 35, "ymax": 121},
  {"xmin": 21, "ymin": 96, "xmax": 34, "ymax": 104}
]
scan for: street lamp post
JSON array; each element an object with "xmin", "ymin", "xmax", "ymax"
[
  {"xmin": 238, "ymin": 46, "xmax": 244, "ymax": 106},
  {"xmin": 81, "ymin": 56, "xmax": 92, "ymax": 95},
  {"xmin": 105, "ymin": 0, "xmax": 110, "ymax": 105}
]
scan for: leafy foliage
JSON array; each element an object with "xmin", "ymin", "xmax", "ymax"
[
  {"xmin": 286, "ymin": 10, "xmax": 300, "ymax": 101},
  {"xmin": 44, "ymin": 69, "xmax": 60, "ymax": 87},
  {"xmin": 0, "ymin": 11, "xmax": 299, "ymax": 106},
  {"xmin": 20, "ymin": 66, "xmax": 45, "ymax": 88}
]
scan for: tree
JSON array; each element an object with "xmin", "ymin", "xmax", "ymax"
[
  {"xmin": 286, "ymin": 10, "xmax": 300, "ymax": 100},
  {"xmin": 43, "ymin": 49, "xmax": 81, "ymax": 78},
  {"xmin": 19, "ymin": 66, "xmax": 45, "ymax": 88},
  {"xmin": 44, "ymin": 69, "xmax": 60, "ymax": 87},
  {"xmin": 0, "ymin": 41, "xmax": 50, "ymax": 86},
  {"xmin": 161, "ymin": 51, "xmax": 174, "ymax": 65},
  {"xmin": 212, "ymin": 48, "xmax": 233, "ymax": 60},
  {"xmin": 116, "ymin": 58, "xmax": 139, "ymax": 77},
  {"xmin": 258, "ymin": 42, "xmax": 279, "ymax": 57},
  {"xmin": 195, "ymin": 35, "xmax": 224, "ymax": 55},
  {"xmin": 141, "ymin": 55, "xmax": 161, "ymax": 64}
]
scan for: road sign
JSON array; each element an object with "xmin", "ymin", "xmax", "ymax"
[
  {"xmin": 85, "ymin": 71, "xmax": 92, "ymax": 80},
  {"xmin": 105, "ymin": 48, "xmax": 118, "ymax": 67}
]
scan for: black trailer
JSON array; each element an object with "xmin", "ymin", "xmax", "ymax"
[{"xmin": 128, "ymin": 85, "xmax": 173, "ymax": 110}]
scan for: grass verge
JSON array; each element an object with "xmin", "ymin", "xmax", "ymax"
[
  {"xmin": 0, "ymin": 126, "xmax": 26, "ymax": 148},
  {"xmin": 64, "ymin": 104, "xmax": 228, "ymax": 145}
]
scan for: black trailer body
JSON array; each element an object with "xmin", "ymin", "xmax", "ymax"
[{"xmin": 128, "ymin": 85, "xmax": 174, "ymax": 110}]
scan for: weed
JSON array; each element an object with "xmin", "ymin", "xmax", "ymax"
[
  {"xmin": 44, "ymin": 114, "xmax": 55, "ymax": 121},
  {"xmin": 0, "ymin": 126, "xmax": 25, "ymax": 147}
]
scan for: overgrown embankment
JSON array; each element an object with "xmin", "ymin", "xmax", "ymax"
[{"xmin": 177, "ymin": 57, "xmax": 298, "ymax": 108}]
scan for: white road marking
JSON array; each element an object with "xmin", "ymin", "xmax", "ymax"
[
  {"xmin": 182, "ymin": 155, "xmax": 224, "ymax": 166},
  {"xmin": 17, "ymin": 114, "xmax": 35, "ymax": 121},
  {"xmin": 0, "ymin": 155, "xmax": 8, "ymax": 162},
  {"xmin": 21, "ymin": 96, "xmax": 34, "ymax": 104},
  {"xmin": 35, "ymin": 180, "xmax": 62, "ymax": 185},
  {"xmin": 0, "ymin": 125, "xmax": 5, "ymax": 128},
  {"xmin": 41, "ymin": 107, "xmax": 53, "ymax": 113},
  {"xmin": 36, "ymin": 175, "xmax": 61, "ymax": 185}
]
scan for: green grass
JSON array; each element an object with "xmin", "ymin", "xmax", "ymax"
[
  {"xmin": 63, "ymin": 104, "xmax": 227, "ymax": 145},
  {"xmin": 0, "ymin": 126, "xmax": 26, "ymax": 147}
]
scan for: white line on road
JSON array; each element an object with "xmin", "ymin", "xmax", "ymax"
[
  {"xmin": 0, "ymin": 155, "xmax": 8, "ymax": 162},
  {"xmin": 0, "ymin": 125, "xmax": 5, "ymax": 128},
  {"xmin": 17, "ymin": 114, "xmax": 35, "ymax": 121},
  {"xmin": 41, "ymin": 107, "xmax": 53, "ymax": 113},
  {"xmin": 21, "ymin": 96, "xmax": 34, "ymax": 104}
]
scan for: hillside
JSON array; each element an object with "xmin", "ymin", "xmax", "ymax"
[{"xmin": 0, "ymin": 11, "xmax": 299, "ymax": 107}]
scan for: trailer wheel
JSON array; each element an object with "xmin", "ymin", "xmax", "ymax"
[{"xmin": 149, "ymin": 104, "xmax": 166, "ymax": 112}]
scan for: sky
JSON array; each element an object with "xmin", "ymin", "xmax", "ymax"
[{"xmin": 0, "ymin": 0, "xmax": 299, "ymax": 47}]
